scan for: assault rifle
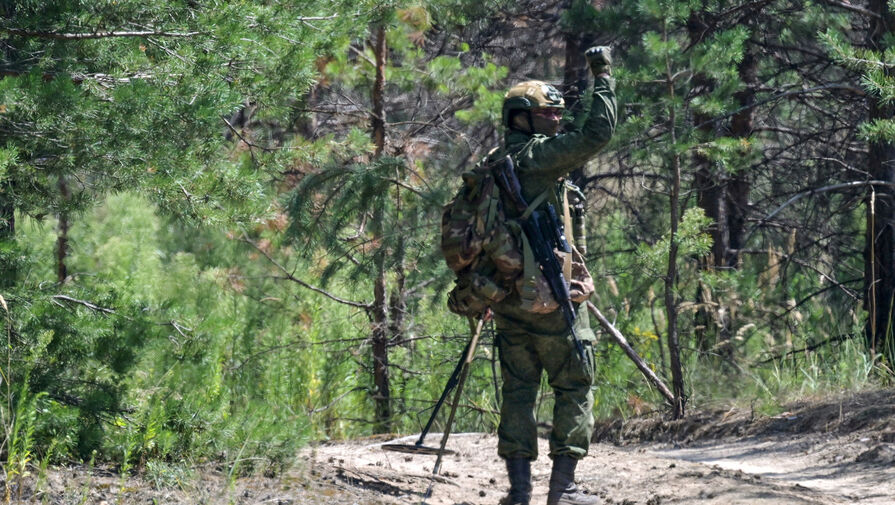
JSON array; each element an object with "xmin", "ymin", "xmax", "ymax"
[{"xmin": 492, "ymin": 155, "xmax": 588, "ymax": 366}]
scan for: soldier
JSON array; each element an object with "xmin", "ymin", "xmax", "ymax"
[{"xmin": 492, "ymin": 47, "xmax": 616, "ymax": 505}]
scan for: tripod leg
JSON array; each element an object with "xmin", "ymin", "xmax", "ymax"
[
  {"xmin": 424, "ymin": 316, "xmax": 484, "ymax": 497},
  {"xmin": 413, "ymin": 335, "xmax": 472, "ymax": 447}
]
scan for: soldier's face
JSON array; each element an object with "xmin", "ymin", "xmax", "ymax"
[{"xmin": 532, "ymin": 108, "xmax": 562, "ymax": 136}]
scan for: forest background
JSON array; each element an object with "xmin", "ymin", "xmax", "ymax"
[{"xmin": 2, "ymin": 0, "xmax": 895, "ymax": 483}]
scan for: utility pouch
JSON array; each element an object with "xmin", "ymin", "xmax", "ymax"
[
  {"xmin": 511, "ymin": 219, "xmax": 595, "ymax": 314},
  {"xmin": 447, "ymin": 271, "xmax": 510, "ymax": 317},
  {"xmin": 483, "ymin": 220, "xmax": 523, "ymax": 276}
]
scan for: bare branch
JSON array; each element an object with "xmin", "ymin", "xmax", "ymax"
[
  {"xmin": 5, "ymin": 28, "xmax": 202, "ymax": 40},
  {"xmin": 818, "ymin": 0, "xmax": 882, "ymax": 19},
  {"xmin": 242, "ymin": 234, "xmax": 372, "ymax": 310},
  {"xmin": 296, "ymin": 15, "xmax": 341, "ymax": 21},
  {"xmin": 51, "ymin": 295, "xmax": 116, "ymax": 315},
  {"xmin": 694, "ymin": 84, "xmax": 867, "ymax": 131},
  {"xmin": 748, "ymin": 180, "xmax": 895, "ymax": 242},
  {"xmin": 757, "ymin": 333, "xmax": 856, "ymax": 365},
  {"xmin": 308, "ymin": 386, "xmax": 367, "ymax": 415}
]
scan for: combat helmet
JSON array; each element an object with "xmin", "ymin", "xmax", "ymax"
[{"xmin": 502, "ymin": 80, "xmax": 565, "ymax": 129}]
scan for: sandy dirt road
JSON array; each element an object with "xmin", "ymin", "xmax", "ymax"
[
  {"xmin": 16, "ymin": 390, "xmax": 895, "ymax": 504},
  {"xmin": 304, "ymin": 429, "xmax": 894, "ymax": 505},
  {"xmin": 301, "ymin": 390, "xmax": 895, "ymax": 505}
]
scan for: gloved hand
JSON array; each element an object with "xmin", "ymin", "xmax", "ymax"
[{"xmin": 585, "ymin": 46, "xmax": 612, "ymax": 78}]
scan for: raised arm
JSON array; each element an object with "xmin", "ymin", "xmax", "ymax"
[{"xmin": 515, "ymin": 47, "xmax": 617, "ymax": 187}]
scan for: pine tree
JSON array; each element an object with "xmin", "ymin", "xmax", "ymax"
[
  {"xmin": 284, "ymin": 2, "xmax": 507, "ymax": 432},
  {"xmin": 0, "ymin": 0, "xmax": 373, "ymax": 456}
]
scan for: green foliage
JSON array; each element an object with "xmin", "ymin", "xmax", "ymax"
[
  {"xmin": 635, "ymin": 208, "xmax": 713, "ymax": 276},
  {"xmin": 859, "ymin": 118, "xmax": 895, "ymax": 143}
]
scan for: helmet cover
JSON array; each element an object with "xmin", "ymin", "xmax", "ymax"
[{"xmin": 502, "ymin": 81, "xmax": 565, "ymax": 127}]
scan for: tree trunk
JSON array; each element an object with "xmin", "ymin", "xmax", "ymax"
[
  {"xmin": 689, "ymin": 9, "xmax": 732, "ymax": 358},
  {"xmin": 664, "ymin": 22, "xmax": 685, "ymax": 419},
  {"xmin": 371, "ymin": 24, "xmax": 387, "ymax": 158},
  {"xmin": 389, "ymin": 162, "xmax": 407, "ymax": 347},
  {"xmin": 57, "ymin": 178, "xmax": 70, "ymax": 284},
  {"xmin": 369, "ymin": 23, "xmax": 391, "ymax": 432},
  {"xmin": 0, "ymin": 4, "xmax": 16, "ymax": 289},
  {"xmin": 865, "ymin": 0, "xmax": 895, "ymax": 361},
  {"xmin": 727, "ymin": 45, "xmax": 757, "ymax": 266},
  {"xmin": 690, "ymin": 11, "xmax": 756, "ymax": 363},
  {"xmin": 561, "ymin": 0, "xmax": 596, "ymax": 188},
  {"xmin": 372, "ymin": 252, "xmax": 392, "ymax": 431}
]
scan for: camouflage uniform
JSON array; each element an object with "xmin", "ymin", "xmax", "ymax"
[{"xmin": 493, "ymin": 74, "xmax": 617, "ymax": 462}]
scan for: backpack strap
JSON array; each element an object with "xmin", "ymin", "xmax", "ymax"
[{"xmin": 485, "ymin": 179, "xmax": 500, "ymax": 234}]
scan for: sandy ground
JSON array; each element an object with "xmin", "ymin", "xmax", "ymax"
[
  {"xmin": 11, "ymin": 389, "xmax": 895, "ymax": 504},
  {"xmin": 303, "ymin": 429, "xmax": 895, "ymax": 505}
]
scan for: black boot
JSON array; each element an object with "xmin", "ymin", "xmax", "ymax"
[
  {"xmin": 546, "ymin": 455, "xmax": 600, "ymax": 505},
  {"xmin": 499, "ymin": 458, "xmax": 532, "ymax": 505}
]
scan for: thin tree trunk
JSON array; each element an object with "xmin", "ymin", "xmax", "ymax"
[
  {"xmin": 689, "ymin": 9, "xmax": 732, "ymax": 358},
  {"xmin": 56, "ymin": 178, "xmax": 70, "ymax": 283},
  {"xmin": 369, "ymin": 22, "xmax": 391, "ymax": 432},
  {"xmin": 689, "ymin": 10, "xmax": 757, "ymax": 363},
  {"xmin": 728, "ymin": 45, "xmax": 757, "ymax": 266},
  {"xmin": 371, "ymin": 24, "xmax": 386, "ymax": 158},
  {"xmin": 865, "ymin": 0, "xmax": 895, "ymax": 361},
  {"xmin": 389, "ymin": 161, "xmax": 406, "ymax": 346},
  {"xmin": 0, "ymin": 4, "xmax": 16, "ymax": 289},
  {"xmin": 664, "ymin": 21, "xmax": 685, "ymax": 419},
  {"xmin": 372, "ymin": 250, "xmax": 392, "ymax": 431},
  {"xmin": 561, "ymin": 0, "xmax": 595, "ymax": 187}
]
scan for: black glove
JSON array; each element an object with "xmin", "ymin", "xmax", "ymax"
[{"xmin": 585, "ymin": 46, "xmax": 612, "ymax": 78}]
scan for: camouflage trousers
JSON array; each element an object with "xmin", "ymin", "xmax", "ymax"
[{"xmin": 496, "ymin": 325, "xmax": 595, "ymax": 461}]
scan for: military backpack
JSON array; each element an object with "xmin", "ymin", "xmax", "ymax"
[{"xmin": 440, "ymin": 145, "xmax": 595, "ymax": 318}]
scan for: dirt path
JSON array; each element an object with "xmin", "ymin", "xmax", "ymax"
[
  {"xmin": 300, "ymin": 390, "xmax": 895, "ymax": 505},
  {"xmin": 303, "ymin": 429, "xmax": 894, "ymax": 505},
  {"xmin": 16, "ymin": 391, "xmax": 895, "ymax": 504}
]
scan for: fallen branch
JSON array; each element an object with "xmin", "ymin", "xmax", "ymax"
[{"xmin": 586, "ymin": 301, "xmax": 675, "ymax": 406}]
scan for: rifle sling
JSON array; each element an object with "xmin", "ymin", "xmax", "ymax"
[{"xmin": 520, "ymin": 189, "xmax": 551, "ymax": 220}]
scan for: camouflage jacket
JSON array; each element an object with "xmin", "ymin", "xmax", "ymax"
[{"xmin": 491, "ymin": 76, "xmax": 617, "ymax": 338}]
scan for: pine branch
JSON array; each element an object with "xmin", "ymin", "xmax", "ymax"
[
  {"xmin": 242, "ymin": 233, "xmax": 372, "ymax": 310},
  {"xmin": 51, "ymin": 295, "xmax": 116, "ymax": 315},
  {"xmin": 749, "ymin": 180, "xmax": 895, "ymax": 242},
  {"xmin": 817, "ymin": 0, "xmax": 882, "ymax": 19},
  {"xmin": 693, "ymin": 84, "xmax": 867, "ymax": 132},
  {"xmin": 4, "ymin": 28, "xmax": 202, "ymax": 40}
]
